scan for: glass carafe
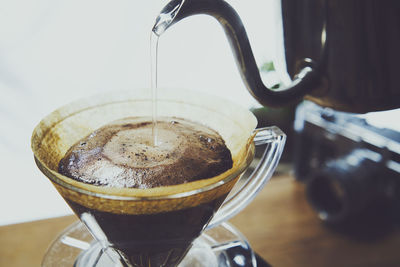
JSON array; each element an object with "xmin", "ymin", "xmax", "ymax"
[{"xmin": 32, "ymin": 88, "xmax": 285, "ymax": 266}]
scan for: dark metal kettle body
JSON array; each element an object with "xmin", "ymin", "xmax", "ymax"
[{"xmin": 154, "ymin": 0, "xmax": 400, "ymax": 113}]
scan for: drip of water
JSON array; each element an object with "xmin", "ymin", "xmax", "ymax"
[
  {"xmin": 150, "ymin": 31, "xmax": 159, "ymax": 146},
  {"xmin": 150, "ymin": 0, "xmax": 183, "ymax": 146}
]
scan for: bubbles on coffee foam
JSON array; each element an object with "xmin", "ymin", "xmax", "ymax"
[
  {"xmin": 103, "ymin": 125, "xmax": 182, "ymax": 168},
  {"xmin": 58, "ymin": 117, "xmax": 233, "ymax": 189}
]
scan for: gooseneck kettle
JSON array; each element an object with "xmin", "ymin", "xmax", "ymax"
[{"xmin": 153, "ymin": 0, "xmax": 400, "ymax": 113}]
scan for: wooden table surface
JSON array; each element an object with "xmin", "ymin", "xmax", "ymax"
[{"xmin": 1, "ymin": 173, "xmax": 400, "ymax": 267}]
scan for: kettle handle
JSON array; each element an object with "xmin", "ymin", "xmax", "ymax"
[{"xmin": 154, "ymin": 0, "xmax": 323, "ymax": 107}]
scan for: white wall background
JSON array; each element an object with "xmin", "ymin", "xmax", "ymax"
[{"xmin": 0, "ymin": 0, "xmax": 281, "ymax": 225}]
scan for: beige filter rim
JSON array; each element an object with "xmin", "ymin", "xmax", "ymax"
[{"xmin": 31, "ymin": 88, "xmax": 258, "ymax": 202}]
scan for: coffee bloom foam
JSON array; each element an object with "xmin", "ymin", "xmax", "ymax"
[{"xmin": 58, "ymin": 117, "xmax": 233, "ymax": 189}]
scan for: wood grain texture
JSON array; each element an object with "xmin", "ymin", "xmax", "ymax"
[
  {"xmin": 1, "ymin": 174, "xmax": 399, "ymax": 267},
  {"xmin": 0, "ymin": 216, "xmax": 77, "ymax": 267},
  {"xmin": 230, "ymin": 175, "xmax": 400, "ymax": 267}
]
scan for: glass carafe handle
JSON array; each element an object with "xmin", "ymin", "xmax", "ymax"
[{"xmin": 207, "ymin": 126, "xmax": 286, "ymax": 229}]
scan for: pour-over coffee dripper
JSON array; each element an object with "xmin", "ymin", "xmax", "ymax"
[{"xmin": 32, "ymin": 88, "xmax": 285, "ymax": 267}]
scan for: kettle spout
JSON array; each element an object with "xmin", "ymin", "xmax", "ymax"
[
  {"xmin": 152, "ymin": 0, "xmax": 185, "ymax": 36},
  {"xmin": 153, "ymin": 0, "xmax": 318, "ymax": 107}
]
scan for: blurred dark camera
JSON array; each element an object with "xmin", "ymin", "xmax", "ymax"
[{"xmin": 293, "ymin": 101, "xmax": 400, "ymax": 223}]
